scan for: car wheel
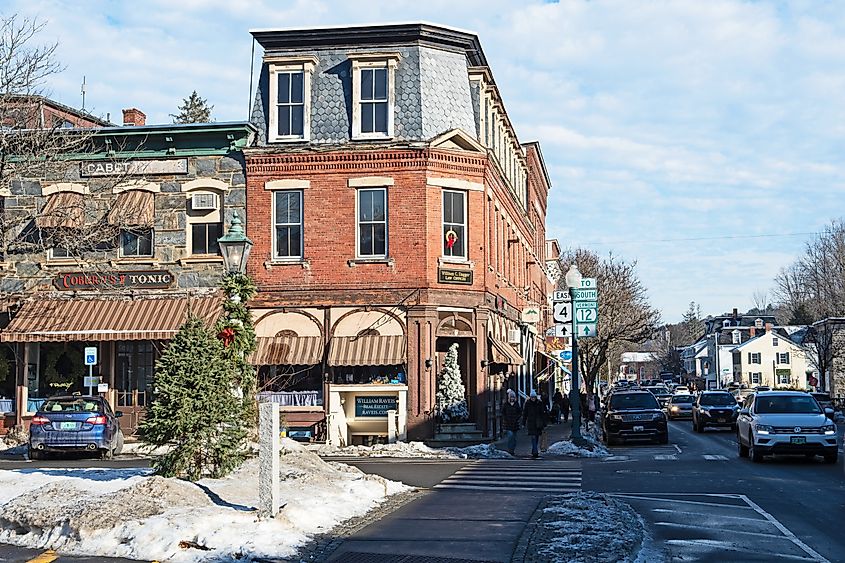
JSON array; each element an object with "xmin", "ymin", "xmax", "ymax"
[
  {"xmin": 737, "ymin": 433, "xmax": 749, "ymax": 458},
  {"xmin": 824, "ymin": 451, "xmax": 838, "ymax": 464},
  {"xmin": 749, "ymin": 434, "xmax": 764, "ymax": 463},
  {"xmin": 113, "ymin": 431, "xmax": 124, "ymax": 457},
  {"xmin": 606, "ymin": 435, "xmax": 617, "ymax": 446},
  {"xmin": 28, "ymin": 446, "xmax": 41, "ymax": 461},
  {"xmin": 101, "ymin": 446, "xmax": 114, "ymax": 461},
  {"xmin": 658, "ymin": 432, "xmax": 669, "ymax": 445}
]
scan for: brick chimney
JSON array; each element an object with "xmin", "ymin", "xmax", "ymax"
[
  {"xmin": 765, "ymin": 323, "xmax": 773, "ymax": 333},
  {"xmin": 750, "ymin": 327, "xmax": 756, "ymax": 337},
  {"xmin": 122, "ymin": 108, "xmax": 146, "ymax": 126}
]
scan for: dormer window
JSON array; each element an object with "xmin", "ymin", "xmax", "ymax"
[
  {"xmin": 732, "ymin": 330, "xmax": 741, "ymax": 345},
  {"xmin": 754, "ymin": 318, "xmax": 764, "ymax": 329},
  {"xmin": 266, "ymin": 56, "xmax": 316, "ymax": 143},
  {"xmin": 350, "ymin": 53, "xmax": 398, "ymax": 139}
]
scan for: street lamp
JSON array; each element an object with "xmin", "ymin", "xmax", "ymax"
[
  {"xmin": 217, "ymin": 215, "xmax": 254, "ymax": 274},
  {"xmin": 564, "ymin": 264, "xmax": 583, "ymax": 440}
]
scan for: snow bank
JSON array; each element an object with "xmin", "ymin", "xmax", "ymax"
[
  {"xmin": 533, "ymin": 492, "xmax": 645, "ymax": 562},
  {"xmin": 315, "ymin": 440, "xmax": 511, "ymax": 459},
  {"xmin": 0, "ymin": 434, "xmax": 26, "ymax": 456},
  {"xmin": 0, "ymin": 438, "xmax": 411, "ymax": 562},
  {"xmin": 547, "ymin": 426, "xmax": 610, "ymax": 458}
]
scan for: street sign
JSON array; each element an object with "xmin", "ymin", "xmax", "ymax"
[
  {"xmin": 560, "ymin": 349, "xmax": 573, "ymax": 362},
  {"xmin": 574, "ymin": 301, "xmax": 598, "ymax": 310},
  {"xmin": 572, "ymin": 288, "xmax": 597, "ymax": 301},
  {"xmin": 553, "ymin": 301, "xmax": 572, "ymax": 323},
  {"xmin": 83, "ymin": 376, "xmax": 99, "ymax": 387},
  {"xmin": 552, "ymin": 290, "xmax": 571, "ymax": 303},
  {"xmin": 575, "ymin": 308, "xmax": 597, "ymax": 323},
  {"xmin": 579, "ymin": 323, "xmax": 597, "ymax": 337},
  {"xmin": 579, "ymin": 278, "xmax": 597, "ymax": 289},
  {"xmin": 84, "ymin": 346, "xmax": 97, "ymax": 366},
  {"xmin": 550, "ymin": 324, "xmax": 570, "ymax": 337}
]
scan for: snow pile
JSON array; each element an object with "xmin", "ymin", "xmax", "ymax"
[
  {"xmin": 0, "ymin": 434, "xmax": 26, "ymax": 456},
  {"xmin": 316, "ymin": 441, "xmax": 511, "ymax": 459},
  {"xmin": 548, "ymin": 426, "xmax": 610, "ymax": 458},
  {"xmin": 120, "ymin": 440, "xmax": 174, "ymax": 458},
  {"xmin": 533, "ymin": 492, "xmax": 645, "ymax": 562},
  {"xmin": 0, "ymin": 438, "xmax": 411, "ymax": 562}
]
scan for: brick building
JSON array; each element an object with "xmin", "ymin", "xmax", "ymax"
[
  {"xmin": 0, "ymin": 115, "xmax": 255, "ymax": 434},
  {"xmin": 245, "ymin": 23, "xmax": 557, "ymax": 444}
]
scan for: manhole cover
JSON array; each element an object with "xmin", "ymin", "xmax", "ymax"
[{"xmin": 333, "ymin": 553, "xmax": 498, "ymax": 563}]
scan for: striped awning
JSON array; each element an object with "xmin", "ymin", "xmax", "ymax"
[
  {"xmin": 0, "ymin": 294, "xmax": 224, "ymax": 342},
  {"xmin": 327, "ymin": 335, "xmax": 406, "ymax": 366},
  {"xmin": 488, "ymin": 337, "xmax": 523, "ymax": 366},
  {"xmin": 249, "ymin": 336, "xmax": 324, "ymax": 366},
  {"xmin": 36, "ymin": 192, "xmax": 85, "ymax": 229},
  {"xmin": 107, "ymin": 190, "xmax": 155, "ymax": 227}
]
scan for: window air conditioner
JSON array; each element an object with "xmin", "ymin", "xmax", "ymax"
[
  {"xmin": 507, "ymin": 329, "xmax": 521, "ymax": 344},
  {"xmin": 191, "ymin": 193, "xmax": 218, "ymax": 211}
]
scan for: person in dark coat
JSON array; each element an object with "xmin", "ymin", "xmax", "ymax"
[
  {"xmin": 552, "ymin": 389, "xmax": 565, "ymax": 423},
  {"xmin": 501, "ymin": 389, "xmax": 522, "ymax": 455},
  {"xmin": 522, "ymin": 389, "xmax": 549, "ymax": 458},
  {"xmin": 559, "ymin": 391, "xmax": 571, "ymax": 422}
]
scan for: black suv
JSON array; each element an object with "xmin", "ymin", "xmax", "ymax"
[
  {"xmin": 692, "ymin": 391, "xmax": 739, "ymax": 432},
  {"xmin": 602, "ymin": 390, "xmax": 668, "ymax": 445}
]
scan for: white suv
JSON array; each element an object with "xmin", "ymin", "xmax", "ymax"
[{"xmin": 737, "ymin": 391, "xmax": 837, "ymax": 463}]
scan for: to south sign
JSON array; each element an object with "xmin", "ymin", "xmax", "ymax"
[{"xmin": 54, "ymin": 270, "xmax": 174, "ymax": 291}]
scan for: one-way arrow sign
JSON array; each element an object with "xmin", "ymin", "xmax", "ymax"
[{"xmin": 580, "ymin": 323, "xmax": 597, "ymax": 337}]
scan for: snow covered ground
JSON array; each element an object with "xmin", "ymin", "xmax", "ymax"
[
  {"xmin": 532, "ymin": 492, "xmax": 648, "ymax": 563},
  {"xmin": 0, "ymin": 439, "xmax": 411, "ymax": 562},
  {"xmin": 0, "ymin": 433, "xmax": 26, "ymax": 456},
  {"xmin": 547, "ymin": 425, "xmax": 611, "ymax": 458},
  {"xmin": 313, "ymin": 441, "xmax": 512, "ymax": 459}
]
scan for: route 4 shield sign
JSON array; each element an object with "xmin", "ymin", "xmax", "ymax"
[{"xmin": 553, "ymin": 302, "xmax": 572, "ymax": 323}]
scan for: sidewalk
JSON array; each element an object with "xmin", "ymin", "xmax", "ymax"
[{"xmin": 492, "ymin": 416, "xmax": 581, "ymax": 457}]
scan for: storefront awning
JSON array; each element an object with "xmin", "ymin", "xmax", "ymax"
[
  {"xmin": 0, "ymin": 294, "xmax": 224, "ymax": 342},
  {"xmin": 107, "ymin": 190, "xmax": 155, "ymax": 227},
  {"xmin": 36, "ymin": 192, "xmax": 85, "ymax": 229},
  {"xmin": 249, "ymin": 336, "xmax": 324, "ymax": 366},
  {"xmin": 488, "ymin": 337, "xmax": 523, "ymax": 366},
  {"xmin": 327, "ymin": 335, "xmax": 405, "ymax": 366}
]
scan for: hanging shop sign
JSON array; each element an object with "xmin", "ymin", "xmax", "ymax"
[
  {"xmin": 80, "ymin": 158, "xmax": 188, "ymax": 177},
  {"xmin": 54, "ymin": 270, "xmax": 174, "ymax": 291},
  {"xmin": 355, "ymin": 395, "xmax": 399, "ymax": 417},
  {"xmin": 438, "ymin": 268, "xmax": 473, "ymax": 285}
]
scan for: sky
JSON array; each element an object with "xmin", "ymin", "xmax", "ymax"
[{"xmin": 4, "ymin": 0, "xmax": 844, "ymax": 322}]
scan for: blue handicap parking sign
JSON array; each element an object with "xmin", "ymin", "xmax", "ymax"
[{"xmin": 86, "ymin": 354, "xmax": 96, "ymax": 364}]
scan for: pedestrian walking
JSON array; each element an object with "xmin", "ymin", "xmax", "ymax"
[
  {"xmin": 560, "ymin": 392, "xmax": 571, "ymax": 422},
  {"xmin": 522, "ymin": 390, "xmax": 548, "ymax": 459},
  {"xmin": 552, "ymin": 388, "xmax": 564, "ymax": 423},
  {"xmin": 501, "ymin": 389, "xmax": 522, "ymax": 455},
  {"xmin": 587, "ymin": 392, "xmax": 598, "ymax": 429}
]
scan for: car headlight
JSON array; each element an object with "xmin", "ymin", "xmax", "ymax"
[
  {"xmin": 700, "ymin": 408, "xmax": 711, "ymax": 416},
  {"xmin": 671, "ymin": 406, "xmax": 679, "ymax": 412},
  {"xmin": 756, "ymin": 424, "xmax": 774, "ymax": 435},
  {"xmin": 652, "ymin": 412, "xmax": 665, "ymax": 421},
  {"xmin": 610, "ymin": 414, "xmax": 623, "ymax": 421},
  {"xmin": 823, "ymin": 424, "xmax": 836, "ymax": 435}
]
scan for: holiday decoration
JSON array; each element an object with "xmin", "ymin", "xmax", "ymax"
[
  {"xmin": 435, "ymin": 343, "xmax": 469, "ymax": 423},
  {"xmin": 445, "ymin": 229, "xmax": 458, "ymax": 250}
]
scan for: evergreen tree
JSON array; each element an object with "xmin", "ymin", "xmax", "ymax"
[
  {"xmin": 435, "ymin": 343, "xmax": 469, "ymax": 423},
  {"xmin": 140, "ymin": 316, "xmax": 246, "ymax": 480},
  {"xmin": 171, "ymin": 90, "xmax": 214, "ymax": 124},
  {"xmin": 681, "ymin": 301, "xmax": 703, "ymax": 342}
]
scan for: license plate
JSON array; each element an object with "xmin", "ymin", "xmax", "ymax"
[
  {"xmin": 717, "ymin": 418, "xmax": 726, "ymax": 423},
  {"xmin": 791, "ymin": 436, "xmax": 806, "ymax": 445},
  {"xmin": 633, "ymin": 425, "xmax": 644, "ymax": 432},
  {"xmin": 59, "ymin": 421, "xmax": 77, "ymax": 430}
]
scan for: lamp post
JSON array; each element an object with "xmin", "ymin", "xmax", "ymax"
[
  {"xmin": 217, "ymin": 215, "xmax": 254, "ymax": 274},
  {"xmin": 565, "ymin": 264, "xmax": 583, "ymax": 440}
]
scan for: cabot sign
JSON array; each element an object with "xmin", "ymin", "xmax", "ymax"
[{"xmin": 54, "ymin": 270, "xmax": 174, "ymax": 291}]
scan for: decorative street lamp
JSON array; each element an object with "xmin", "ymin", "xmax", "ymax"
[
  {"xmin": 564, "ymin": 264, "xmax": 583, "ymax": 440},
  {"xmin": 217, "ymin": 215, "xmax": 253, "ymax": 274}
]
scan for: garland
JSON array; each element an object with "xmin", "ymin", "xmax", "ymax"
[{"xmin": 216, "ymin": 272, "xmax": 258, "ymax": 426}]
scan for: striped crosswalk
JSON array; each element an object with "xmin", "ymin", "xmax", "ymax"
[
  {"xmin": 433, "ymin": 459, "xmax": 582, "ymax": 494},
  {"xmin": 603, "ymin": 453, "xmax": 732, "ymax": 461}
]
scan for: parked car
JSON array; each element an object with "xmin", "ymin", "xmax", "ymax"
[
  {"xmin": 28, "ymin": 395, "xmax": 124, "ymax": 460},
  {"xmin": 667, "ymin": 394, "xmax": 694, "ymax": 420},
  {"xmin": 736, "ymin": 391, "xmax": 837, "ymax": 463},
  {"xmin": 602, "ymin": 390, "xmax": 668, "ymax": 445},
  {"xmin": 692, "ymin": 391, "xmax": 739, "ymax": 432},
  {"xmin": 810, "ymin": 393, "xmax": 835, "ymax": 417}
]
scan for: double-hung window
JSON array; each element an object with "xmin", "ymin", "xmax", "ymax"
[
  {"xmin": 748, "ymin": 352, "xmax": 761, "ymax": 364},
  {"xmin": 751, "ymin": 372, "xmax": 761, "ymax": 384},
  {"xmin": 267, "ymin": 57, "xmax": 315, "ymax": 143},
  {"xmin": 778, "ymin": 372, "xmax": 790, "ymax": 385},
  {"xmin": 274, "ymin": 190, "xmax": 303, "ymax": 259},
  {"xmin": 777, "ymin": 352, "xmax": 790, "ymax": 364},
  {"xmin": 442, "ymin": 190, "xmax": 466, "ymax": 259},
  {"xmin": 351, "ymin": 54, "xmax": 397, "ymax": 139},
  {"xmin": 191, "ymin": 223, "xmax": 222, "ymax": 255},
  {"xmin": 357, "ymin": 188, "xmax": 387, "ymax": 258},
  {"xmin": 120, "ymin": 229, "xmax": 153, "ymax": 257}
]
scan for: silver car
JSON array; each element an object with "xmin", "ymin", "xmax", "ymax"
[
  {"xmin": 736, "ymin": 391, "xmax": 837, "ymax": 463},
  {"xmin": 667, "ymin": 394, "xmax": 694, "ymax": 419}
]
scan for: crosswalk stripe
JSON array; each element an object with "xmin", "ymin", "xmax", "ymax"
[
  {"xmin": 653, "ymin": 454, "xmax": 678, "ymax": 460},
  {"xmin": 435, "ymin": 484, "xmax": 581, "ymax": 492},
  {"xmin": 703, "ymin": 454, "xmax": 729, "ymax": 460},
  {"xmin": 434, "ymin": 459, "xmax": 582, "ymax": 493}
]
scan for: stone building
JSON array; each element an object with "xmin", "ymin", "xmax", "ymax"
[
  {"xmin": 0, "ymin": 118, "xmax": 256, "ymax": 433},
  {"xmin": 244, "ymin": 23, "xmax": 557, "ymax": 444}
]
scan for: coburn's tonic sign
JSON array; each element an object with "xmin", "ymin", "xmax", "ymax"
[
  {"xmin": 354, "ymin": 395, "xmax": 399, "ymax": 417},
  {"xmin": 54, "ymin": 270, "xmax": 174, "ymax": 291}
]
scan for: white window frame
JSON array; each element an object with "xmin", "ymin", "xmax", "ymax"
[
  {"xmin": 778, "ymin": 372, "xmax": 790, "ymax": 385},
  {"xmin": 751, "ymin": 372, "xmax": 761, "ymax": 385},
  {"xmin": 119, "ymin": 228, "xmax": 154, "ymax": 258},
  {"xmin": 48, "ymin": 246, "xmax": 73, "ymax": 260},
  {"xmin": 351, "ymin": 53, "xmax": 398, "ymax": 140},
  {"xmin": 748, "ymin": 352, "xmax": 761, "ymax": 364},
  {"xmin": 772, "ymin": 338, "xmax": 778, "ymax": 347},
  {"xmin": 356, "ymin": 187, "xmax": 388, "ymax": 259},
  {"xmin": 267, "ymin": 57, "xmax": 316, "ymax": 143},
  {"xmin": 272, "ymin": 190, "xmax": 304, "ymax": 260},
  {"xmin": 777, "ymin": 352, "xmax": 790, "ymax": 365},
  {"xmin": 442, "ymin": 189, "xmax": 467, "ymax": 261}
]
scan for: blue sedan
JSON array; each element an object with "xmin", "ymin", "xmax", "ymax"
[{"xmin": 28, "ymin": 395, "xmax": 125, "ymax": 460}]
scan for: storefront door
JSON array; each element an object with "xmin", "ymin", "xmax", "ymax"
[{"xmin": 116, "ymin": 341, "xmax": 155, "ymax": 434}]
